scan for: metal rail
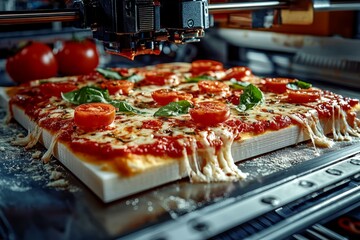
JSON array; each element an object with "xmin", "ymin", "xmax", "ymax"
[
  {"xmin": 0, "ymin": 10, "xmax": 79, "ymax": 25},
  {"xmin": 313, "ymin": 0, "xmax": 360, "ymax": 11},
  {"xmin": 208, "ymin": 1, "xmax": 290, "ymax": 14}
]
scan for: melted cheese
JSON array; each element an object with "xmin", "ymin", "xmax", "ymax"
[
  {"xmin": 11, "ymin": 68, "xmax": 360, "ymax": 184},
  {"xmin": 42, "ymin": 131, "xmax": 61, "ymax": 163},
  {"xmin": 263, "ymin": 93, "xmax": 360, "ymax": 149},
  {"xmin": 290, "ymin": 112, "xmax": 333, "ymax": 154},
  {"xmin": 355, "ymin": 118, "xmax": 360, "ymax": 132},
  {"xmin": 332, "ymin": 104, "xmax": 360, "ymax": 141},
  {"xmin": 74, "ymin": 115, "xmax": 157, "ymax": 148},
  {"xmin": 179, "ymin": 127, "xmax": 247, "ymax": 183},
  {"xmin": 11, "ymin": 125, "xmax": 42, "ymax": 149}
]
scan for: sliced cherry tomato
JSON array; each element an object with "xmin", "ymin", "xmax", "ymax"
[
  {"xmin": 56, "ymin": 39, "xmax": 99, "ymax": 76},
  {"xmin": 74, "ymin": 103, "xmax": 116, "ymax": 131},
  {"xmin": 6, "ymin": 42, "xmax": 58, "ymax": 84},
  {"xmin": 152, "ymin": 89, "xmax": 193, "ymax": 106},
  {"xmin": 191, "ymin": 60, "xmax": 224, "ymax": 76},
  {"xmin": 143, "ymin": 71, "xmax": 179, "ymax": 86},
  {"xmin": 190, "ymin": 101, "xmax": 230, "ymax": 127},
  {"xmin": 101, "ymin": 80, "xmax": 134, "ymax": 95},
  {"xmin": 263, "ymin": 78, "xmax": 291, "ymax": 94},
  {"xmin": 223, "ymin": 67, "xmax": 252, "ymax": 80},
  {"xmin": 287, "ymin": 89, "xmax": 321, "ymax": 103},
  {"xmin": 198, "ymin": 80, "xmax": 230, "ymax": 94},
  {"xmin": 39, "ymin": 82, "xmax": 78, "ymax": 98}
]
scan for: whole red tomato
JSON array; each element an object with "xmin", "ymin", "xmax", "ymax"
[
  {"xmin": 6, "ymin": 42, "xmax": 58, "ymax": 84},
  {"xmin": 56, "ymin": 39, "xmax": 99, "ymax": 76}
]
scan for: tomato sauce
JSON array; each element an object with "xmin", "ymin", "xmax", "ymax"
[
  {"xmin": 270, "ymin": 115, "xmax": 292, "ymax": 130},
  {"xmin": 70, "ymin": 135, "xmax": 188, "ymax": 159},
  {"xmin": 10, "ymin": 92, "xmax": 47, "ymax": 120},
  {"xmin": 142, "ymin": 120, "xmax": 163, "ymax": 130},
  {"xmin": 224, "ymin": 119, "xmax": 252, "ymax": 136},
  {"xmin": 224, "ymin": 115, "xmax": 292, "ymax": 137},
  {"xmin": 40, "ymin": 118, "xmax": 73, "ymax": 133}
]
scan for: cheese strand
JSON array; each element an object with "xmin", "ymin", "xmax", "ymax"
[
  {"xmin": 191, "ymin": 130, "xmax": 247, "ymax": 183},
  {"xmin": 42, "ymin": 131, "xmax": 61, "ymax": 163},
  {"xmin": 11, "ymin": 125, "xmax": 42, "ymax": 149}
]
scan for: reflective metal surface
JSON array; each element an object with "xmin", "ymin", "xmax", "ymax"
[
  {"xmin": 313, "ymin": 0, "xmax": 360, "ymax": 11},
  {"xmin": 208, "ymin": 1, "xmax": 289, "ymax": 13},
  {"xmin": 0, "ymin": 10, "xmax": 79, "ymax": 25}
]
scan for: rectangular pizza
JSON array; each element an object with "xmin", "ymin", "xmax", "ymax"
[{"xmin": 1, "ymin": 60, "xmax": 359, "ymax": 202}]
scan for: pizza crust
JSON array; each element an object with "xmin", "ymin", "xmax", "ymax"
[
  {"xmin": 1, "ymin": 79, "xmax": 360, "ymax": 202},
  {"xmin": 0, "ymin": 100, "xmax": 320, "ymax": 202}
]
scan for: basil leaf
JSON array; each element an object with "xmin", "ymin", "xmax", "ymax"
[
  {"xmin": 296, "ymin": 80, "xmax": 312, "ymax": 89},
  {"xmin": 185, "ymin": 75, "xmax": 215, "ymax": 83},
  {"xmin": 154, "ymin": 100, "xmax": 192, "ymax": 117},
  {"xmin": 109, "ymin": 100, "xmax": 145, "ymax": 114},
  {"xmin": 126, "ymin": 74, "xmax": 144, "ymax": 83},
  {"xmin": 62, "ymin": 86, "xmax": 110, "ymax": 105},
  {"xmin": 97, "ymin": 67, "xmax": 143, "ymax": 83},
  {"xmin": 62, "ymin": 86, "xmax": 143, "ymax": 114},
  {"xmin": 230, "ymin": 79, "xmax": 250, "ymax": 90},
  {"xmin": 96, "ymin": 68, "xmax": 122, "ymax": 80},
  {"xmin": 61, "ymin": 91, "xmax": 75, "ymax": 103},
  {"xmin": 286, "ymin": 80, "xmax": 312, "ymax": 90},
  {"xmin": 238, "ymin": 84, "xmax": 264, "ymax": 111}
]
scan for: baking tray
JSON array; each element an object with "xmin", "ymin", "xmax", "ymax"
[{"xmin": 0, "ymin": 81, "xmax": 360, "ymax": 239}]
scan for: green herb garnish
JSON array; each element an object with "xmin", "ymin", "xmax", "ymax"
[
  {"xmin": 62, "ymin": 86, "xmax": 143, "ymax": 114},
  {"xmin": 96, "ymin": 68, "xmax": 143, "ymax": 82},
  {"xmin": 287, "ymin": 80, "xmax": 312, "ymax": 90},
  {"xmin": 185, "ymin": 75, "xmax": 216, "ymax": 83},
  {"xmin": 230, "ymin": 79, "xmax": 250, "ymax": 90},
  {"xmin": 238, "ymin": 84, "xmax": 265, "ymax": 111},
  {"xmin": 154, "ymin": 100, "xmax": 192, "ymax": 117},
  {"xmin": 62, "ymin": 86, "xmax": 110, "ymax": 104},
  {"xmin": 96, "ymin": 68, "xmax": 122, "ymax": 80},
  {"xmin": 126, "ymin": 74, "xmax": 143, "ymax": 83},
  {"xmin": 109, "ymin": 100, "xmax": 144, "ymax": 114}
]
